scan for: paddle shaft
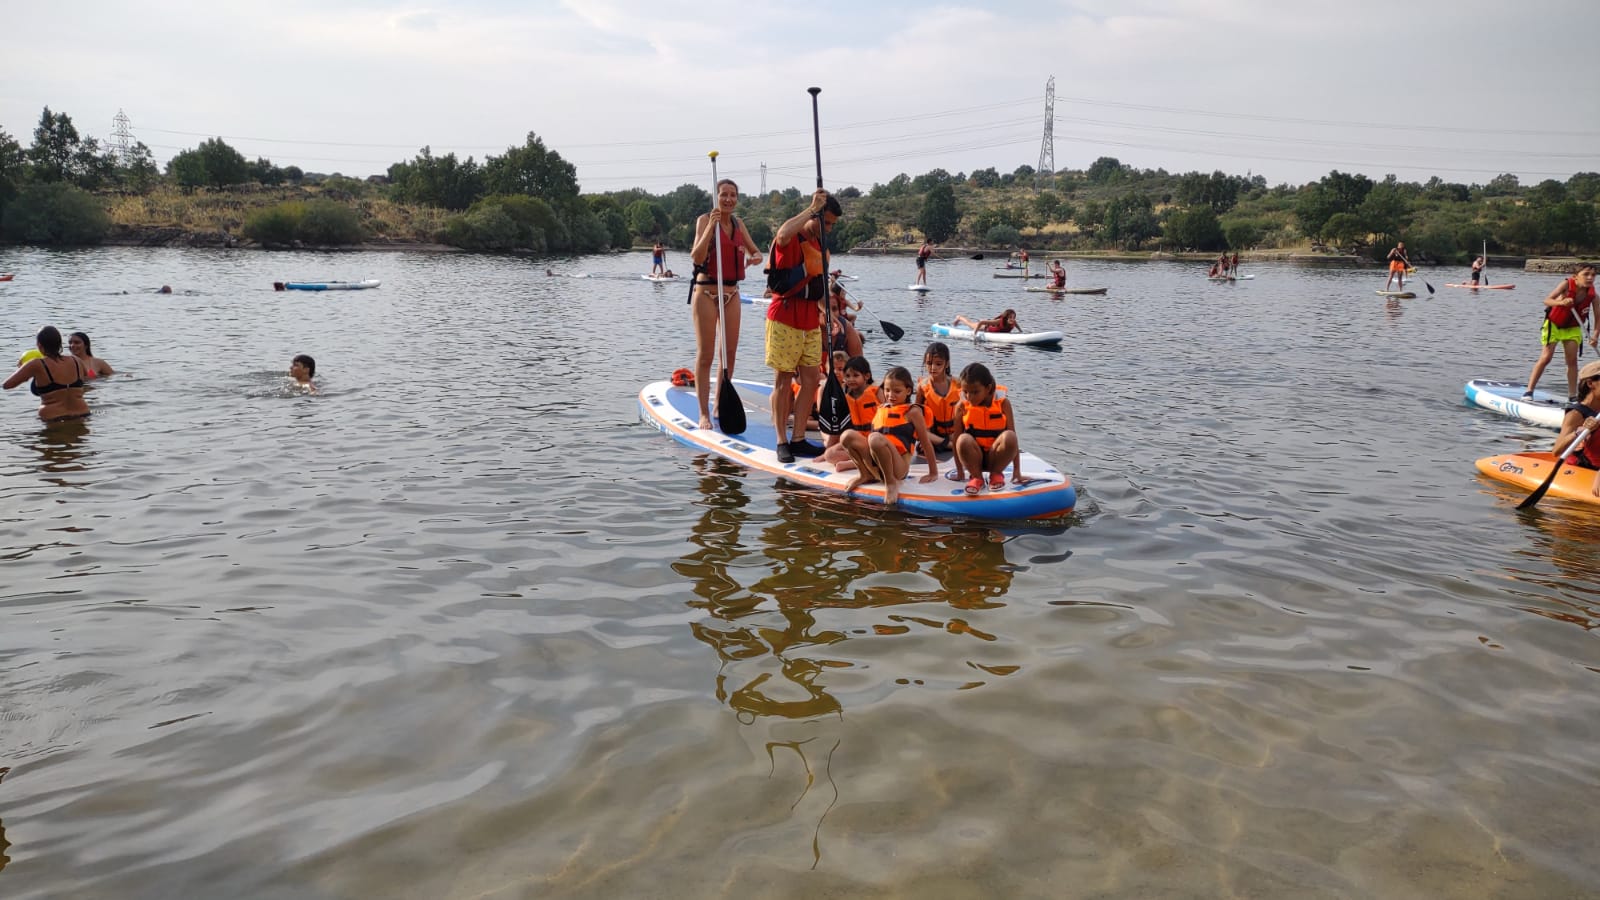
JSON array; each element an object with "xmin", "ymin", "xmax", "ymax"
[
  {"xmin": 1519, "ymin": 426, "xmax": 1592, "ymax": 509},
  {"xmin": 708, "ymin": 151, "xmax": 745, "ymax": 434},
  {"xmin": 836, "ymin": 282, "xmax": 903, "ymax": 342},
  {"xmin": 809, "ymin": 87, "xmax": 850, "ymax": 435}
]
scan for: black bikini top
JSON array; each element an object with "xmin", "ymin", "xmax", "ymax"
[{"xmin": 31, "ymin": 356, "xmax": 84, "ymax": 397}]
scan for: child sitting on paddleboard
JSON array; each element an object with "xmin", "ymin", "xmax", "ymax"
[
  {"xmin": 1555, "ymin": 360, "xmax": 1600, "ymax": 497},
  {"xmin": 917, "ymin": 341, "xmax": 961, "ymax": 455},
  {"xmin": 953, "ymin": 310, "xmax": 1021, "ymax": 333},
  {"xmin": 821, "ymin": 355, "xmax": 878, "ymax": 471},
  {"xmin": 951, "ymin": 362, "xmax": 1022, "ymax": 495},
  {"xmin": 841, "ymin": 366, "xmax": 938, "ymax": 507}
]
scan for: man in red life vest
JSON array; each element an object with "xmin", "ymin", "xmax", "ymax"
[{"xmin": 766, "ymin": 189, "xmax": 843, "ymax": 463}]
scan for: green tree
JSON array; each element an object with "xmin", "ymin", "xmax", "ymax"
[
  {"xmin": 121, "ymin": 142, "xmax": 160, "ymax": 193},
  {"xmin": 833, "ymin": 213, "xmax": 877, "ymax": 251},
  {"xmin": 916, "ymin": 183, "xmax": 960, "ymax": 242},
  {"xmin": 166, "ymin": 149, "xmax": 208, "ymax": 191},
  {"xmin": 625, "ymin": 200, "xmax": 669, "ymax": 238},
  {"xmin": 1483, "ymin": 173, "xmax": 1520, "ymax": 197},
  {"xmin": 196, "ymin": 137, "xmax": 250, "ymax": 187},
  {"xmin": 1221, "ymin": 218, "xmax": 1265, "ymax": 250},
  {"xmin": 1321, "ymin": 212, "xmax": 1366, "ymax": 250},
  {"xmin": 911, "ymin": 168, "xmax": 952, "ymax": 192},
  {"xmin": 1528, "ymin": 179, "xmax": 1567, "ymax": 207},
  {"xmin": 1162, "ymin": 206, "xmax": 1224, "ymax": 250},
  {"xmin": 599, "ymin": 208, "xmax": 630, "ymax": 248},
  {"xmin": 482, "ymin": 132, "xmax": 579, "ymax": 201},
  {"xmin": 870, "ymin": 173, "xmax": 911, "ymax": 198},
  {"xmin": 1566, "ymin": 172, "xmax": 1600, "ymax": 203},
  {"xmin": 1, "ymin": 181, "xmax": 109, "ymax": 244},
  {"xmin": 662, "ymin": 183, "xmax": 712, "ymax": 228},
  {"xmin": 969, "ymin": 167, "xmax": 999, "ymax": 188},
  {"xmin": 1544, "ymin": 201, "xmax": 1597, "ymax": 253},
  {"xmin": 1033, "ymin": 190, "xmax": 1062, "ymax": 222},
  {"xmin": 388, "ymin": 147, "xmax": 484, "ymax": 210},
  {"xmin": 1085, "ymin": 156, "xmax": 1126, "ymax": 185},
  {"xmin": 28, "ymin": 107, "xmax": 81, "ymax": 183},
  {"xmin": 1104, "ymin": 193, "xmax": 1158, "ymax": 248},
  {"xmin": 0, "ymin": 128, "xmax": 26, "ymax": 219},
  {"xmin": 250, "ymin": 157, "xmax": 285, "ymax": 186},
  {"xmin": 1357, "ymin": 180, "xmax": 1410, "ymax": 235}
]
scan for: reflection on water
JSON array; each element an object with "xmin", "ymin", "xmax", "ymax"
[
  {"xmin": 3, "ymin": 249, "xmax": 1600, "ymax": 896},
  {"xmin": 1508, "ymin": 506, "xmax": 1600, "ymax": 633},
  {"xmin": 24, "ymin": 417, "xmax": 93, "ymax": 484},
  {"xmin": 674, "ymin": 459, "xmax": 1028, "ymax": 723}
]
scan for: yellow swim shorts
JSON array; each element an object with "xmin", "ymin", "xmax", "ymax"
[
  {"xmin": 764, "ymin": 318, "xmax": 821, "ymax": 373},
  {"xmin": 1541, "ymin": 320, "xmax": 1584, "ymax": 346}
]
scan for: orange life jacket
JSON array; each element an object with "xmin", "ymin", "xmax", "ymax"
[
  {"xmin": 848, "ymin": 384, "xmax": 880, "ymax": 432},
  {"xmin": 871, "ymin": 402, "xmax": 918, "ymax": 455},
  {"xmin": 918, "ymin": 376, "xmax": 961, "ymax": 438},
  {"xmin": 962, "ymin": 395, "xmax": 1010, "ymax": 450}
]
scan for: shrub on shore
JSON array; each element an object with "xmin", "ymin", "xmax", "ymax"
[
  {"xmin": 1, "ymin": 182, "xmax": 109, "ymax": 244},
  {"xmin": 243, "ymin": 199, "xmax": 365, "ymax": 246}
]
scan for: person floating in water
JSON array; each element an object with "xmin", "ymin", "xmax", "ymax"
[{"xmin": 289, "ymin": 354, "xmax": 318, "ymax": 394}]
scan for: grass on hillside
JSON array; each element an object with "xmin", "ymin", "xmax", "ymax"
[{"xmin": 103, "ymin": 185, "xmax": 451, "ymax": 242}]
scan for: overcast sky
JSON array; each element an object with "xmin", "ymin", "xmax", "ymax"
[{"xmin": 4, "ymin": 0, "xmax": 1595, "ymax": 195}]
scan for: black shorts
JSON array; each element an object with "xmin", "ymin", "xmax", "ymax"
[{"xmin": 916, "ymin": 257, "xmax": 927, "ymax": 269}]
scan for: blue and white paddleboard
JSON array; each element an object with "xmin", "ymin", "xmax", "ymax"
[
  {"xmin": 1464, "ymin": 379, "xmax": 1569, "ymax": 429},
  {"xmin": 638, "ymin": 378, "xmax": 1076, "ymax": 520},
  {"xmin": 929, "ymin": 323, "xmax": 1064, "ymax": 346}
]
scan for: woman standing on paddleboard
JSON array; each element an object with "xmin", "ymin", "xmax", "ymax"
[
  {"xmin": 1384, "ymin": 241, "xmax": 1410, "ymax": 291},
  {"xmin": 1524, "ymin": 264, "xmax": 1598, "ymax": 403},
  {"xmin": 689, "ymin": 178, "xmax": 762, "ymax": 430}
]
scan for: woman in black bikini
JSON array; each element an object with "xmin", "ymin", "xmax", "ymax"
[{"xmin": 4, "ymin": 326, "xmax": 91, "ymax": 421}]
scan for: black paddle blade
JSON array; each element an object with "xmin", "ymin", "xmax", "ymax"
[
  {"xmin": 1423, "ymin": 279, "xmax": 1436, "ymax": 295},
  {"xmin": 970, "ymin": 253, "xmax": 984, "ymax": 260},
  {"xmin": 816, "ymin": 373, "xmax": 851, "ymax": 435},
  {"xmin": 879, "ymin": 318, "xmax": 905, "ymax": 342},
  {"xmin": 1517, "ymin": 460, "xmax": 1565, "ymax": 510},
  {"xmin": 716, "ymin": 369, "xmax": 746, "ymax": 435}
]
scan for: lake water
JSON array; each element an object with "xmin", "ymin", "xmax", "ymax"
[{"xmin": 0, "ymin": 246, "xmax": 1596, "ymax": 898}]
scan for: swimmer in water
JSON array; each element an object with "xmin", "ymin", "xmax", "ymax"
[
  {"xmin": 289, "ymin": 354, "xmax": 318, "ymax": 394},
  {"xmin": 68, "ymin": 332, "xmax": 115, "ymax": 379},
  {"xmin": 4, "ymin": 326, "xmax": 92, "ymax": 421}
]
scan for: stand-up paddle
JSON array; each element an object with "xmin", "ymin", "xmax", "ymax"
[
  {"xmin": 1519, "ymin": 426, "xmax": 1592, "ymax": 510},
  {"xmin": 809, "ymin": 88, "xmax": 850, "ymax": 437},
  {"xmin": 708, "ymin": 150, "xmax": 745, "ymax": 435},
  {"xmin": 835, "ymin": 282, "xmax": 904, "ymax": 341}
]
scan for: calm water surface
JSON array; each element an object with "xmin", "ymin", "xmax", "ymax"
[{"xmin": 0, "ymin": 246, "xmax": 1595, "ymax": 898}]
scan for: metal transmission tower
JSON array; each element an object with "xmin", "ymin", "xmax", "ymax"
[
  {"xmin": 1035, "ymin": 76, "xmax": 1055, "ymax": 189},
  {"xmin": 760, "ymin": 163, "xmax": 767, "ymax": 196},
  {"xmin": 111, "ymin": 109, "xmax": 134, "ymax": 164}
]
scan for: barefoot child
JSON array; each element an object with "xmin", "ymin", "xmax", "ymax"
[
  {"xmin": 821, "ymin": 355, "xmax": 877, "ymax": 470},
  {"xmin": 952, "ymin": 362, "xmax": 1021, "ymax": 494},
  {"xmin": 841, "ymin": 366, "xmax": 938, "ymax": 507},
  {"xmin": 916, "ymin": 341, "xmax": 961, "ymax": 455}
]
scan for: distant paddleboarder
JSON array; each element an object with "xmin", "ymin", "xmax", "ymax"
[
  {"xmin": 1385, "ymin": 241, "xmax": 1411, "ymax": 291},
  {"xmin": 916, "ymin": 240, "xmax": 935, "ymax": 286},
  {"xmin": 1470, "ymin": 255, "xmax": 1485, "ymax": 286}
]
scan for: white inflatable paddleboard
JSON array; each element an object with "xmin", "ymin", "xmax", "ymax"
[
  {"xmin": 930, "ymin": 323, "xmax": 1064, "ymax": 346},
  {"xmin": 639, "ymin": 378, "xmax": 1077, "ymax": 520},
  {"xmin": 1464, "ymin": 379, "xmax": 1569, "ymax": 429},
  {"xmin": 908, "ymin": 284, "xmax": 932, "ymax": 292}
]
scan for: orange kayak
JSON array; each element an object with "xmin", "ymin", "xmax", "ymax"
[{"xmin": 1476, "ymin": 451, "xmax": 1600, "ymax": 506}]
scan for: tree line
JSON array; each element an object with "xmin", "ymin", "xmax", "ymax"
[{"xmin": 1, "ymin": 104, "xmax": 1595, "ymax": 263}]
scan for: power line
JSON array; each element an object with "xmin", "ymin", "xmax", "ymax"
[{"xmin": 1054, "ymin": 94, "xmax": 1600, "ymax": 139}]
